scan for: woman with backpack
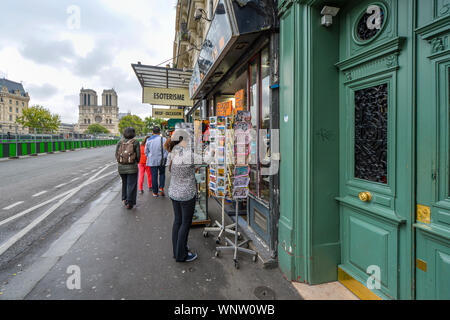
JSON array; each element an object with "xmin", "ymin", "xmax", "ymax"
[
  {"xmin": 138, "ymin": 136, "xmax": 152, "ymax": 194},
  {"xmin": 115, "ymin": 127, "xmax": 140, "ymax": 210}
]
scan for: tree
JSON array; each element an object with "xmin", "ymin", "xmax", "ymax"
[
  {"xmin": 16, "ymin": 105, "xmax": 61, "ymax": 134},
  {"xmin": 119, "ymin": 115, "xmax": 145, "ymax": 136},
  {"xmin": 85, "ymin": 124, "xmax": 110, "ymax": 134},
  {"xmin": 144, "ymin": 116, "xmax": 165, "ymax": 134}
]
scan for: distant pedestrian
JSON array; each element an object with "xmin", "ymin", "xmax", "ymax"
[
  {"xmin": 166, "ymin": 132, "xmax": 214, "ymax": 262},
  {"xmin": 145, "ymin": 126, "xmax": 168, "ymax": 197},
  {"xmin": 116, "ymin": 127, "xmax": 140, "ymax": 210},
  {"xmin": 138, "ymin": 136, "xmax": 152, "ymax": 194}
]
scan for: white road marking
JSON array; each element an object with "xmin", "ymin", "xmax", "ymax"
[
  {"xmin": 0, "ymin": 170, "xmax": 117, "ymax": 228},
  {"xmin": 3, "ymin": 201, "xmax": 24, "ymax": 210},
  {"xmin": 0, "ymin": 165, "xmax": 116, "ymax": 256},
  {"xmin": 55, "ymin": 183, "xmax": 67, "ymax": 189},
  {"xmin": 82, "ymin": 173, "xmax": 90, "ymax": 176},
  {"xmin": 70, "ymin": 178, "xmax": 79, "ymax": 182},
  {"xmin": 32, "ymin": 191, "xmax": 48, "ymax": 197}
]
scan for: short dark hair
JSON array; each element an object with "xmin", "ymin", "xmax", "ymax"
[
  {"xmin": 152, "ymin": 126, "xmax": 161, "ymax": 134},
  {"xmin": 123, "ymin": 127, "xmax": 136, "ymax": 139}
]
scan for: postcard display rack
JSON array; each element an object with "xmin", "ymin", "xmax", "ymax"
[{"xmin": 203, "ymin": 111, "xmax": 258, "ymax": 269}]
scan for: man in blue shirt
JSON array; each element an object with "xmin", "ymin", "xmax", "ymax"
[{"xmin": 145, "ymin": 126, "xmax": 168, "ymax": 197}]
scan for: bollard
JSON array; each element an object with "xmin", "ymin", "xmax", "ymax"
[{"xmin": 31, "ymin": 128, "xmax": 37, "ymax": 156}]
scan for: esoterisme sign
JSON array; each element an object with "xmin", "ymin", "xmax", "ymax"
[{"xmin": 143, "ymin": 87, "xmax": 194, "ymax": 107}]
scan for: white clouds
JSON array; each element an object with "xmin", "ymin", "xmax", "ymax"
[{"xmin": 0, "ymin": 0, "xmax": 176, "ymax": 123}]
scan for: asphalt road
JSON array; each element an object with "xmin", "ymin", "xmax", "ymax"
[
  {"xmin": 0, "ymin": 146, "xmax": 300, "ymax": 301},
  {"xmin": 0, "ymin": 146, "xmax": 119, "ymax": 267}
]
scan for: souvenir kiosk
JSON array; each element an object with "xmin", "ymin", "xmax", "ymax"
[{"xmin": 187, "ymin": 0, "xmax": 280, "ymax": 264}]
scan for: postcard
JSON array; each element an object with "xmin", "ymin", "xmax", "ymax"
[
  {"xmin": 234, "ymin": 176, "xmax": 250, "ymax": 187},
  {"xmin": 235, "ymin": 121, "xmax": 250, "ymax": 131},
  {"xmin": 232, "ymin": 187, "xmax": 249, "ymax": 199},
  {"xmin": 217, "ymin": 177, "xmax": 226, "ymax": 187},
  {"xmin": 218, "ymin": 166, "xmax": 226, "ymax": 177},
  {"xmin": 217, "ymin": 116, "xmax": 226, "ymax": 126},
  {"xmin": 234, "ymin": 166, "xmax": 250, "ymax": 177},
  {"xmin": 217, "ymin": 187, "xmax": 226, "ymax": 198}
]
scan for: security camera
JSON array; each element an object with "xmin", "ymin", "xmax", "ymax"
[{"xmin": 321, "ymin": 6, "xmax": 340, "ymax": 27}]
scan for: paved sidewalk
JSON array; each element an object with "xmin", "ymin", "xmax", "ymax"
[{"xmin": 6, "ymin": 178, "xmax": 301, "ymax": 300}]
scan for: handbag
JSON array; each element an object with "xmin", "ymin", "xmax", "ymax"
[{"xmin": 160, "ymin": 136, "xmax": 167, "ymax": 167}]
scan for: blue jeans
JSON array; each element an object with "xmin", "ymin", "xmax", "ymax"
[{"xmin": 150, "ymin": 165, "xmax": 166, "ymax": 194}]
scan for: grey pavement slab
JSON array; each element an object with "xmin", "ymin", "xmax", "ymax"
[{"xmin": 19, "ymin": 179, "xmax": 300, "ymax": 300}]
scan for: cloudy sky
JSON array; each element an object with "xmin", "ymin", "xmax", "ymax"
[{"xmin": 0, "ymin": 0, "xmax": 177, "ymax": 123}]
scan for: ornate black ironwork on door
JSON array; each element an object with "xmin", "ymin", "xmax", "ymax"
[{"xmin": 354, "ymin": 84, "xmax": 388, "ymax": 184}]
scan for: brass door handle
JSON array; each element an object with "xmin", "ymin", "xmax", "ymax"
[{"xmin": 359, "ymin": 191, "xmax": 372, "ymax": 202}]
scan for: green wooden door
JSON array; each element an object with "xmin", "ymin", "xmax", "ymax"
[
  {"xmin": 415, "ymin": 10, "xmax": 450, "ymax": 300},
  {"xmin": 336, "ymin": 0, "xmax": 414, "ymax": 300}
]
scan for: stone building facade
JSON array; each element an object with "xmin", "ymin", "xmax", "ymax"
[
  {"xmin": 173, "ymin": 0, "xmax": 217, "ymax": 70},
  {"xmin": 77, "ymin": 88, "xmax": 119, "ymax": 135},
  {"xmin": 0, "ymin": 78, "xmax": 30, "ymax": 134}
]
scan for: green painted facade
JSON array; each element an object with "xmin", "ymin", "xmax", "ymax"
[{"xmin": 278, "ymin": 0, "xmax": 450, "ymax": 299}]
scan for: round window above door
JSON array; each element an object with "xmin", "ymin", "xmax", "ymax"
[
  {"xmin": 95, "ymin": 116, "xmax": 102, "ymax": 123},
  {"xmin": 353, "ymin": 3, "xmax": 388, "ymax": 45}
]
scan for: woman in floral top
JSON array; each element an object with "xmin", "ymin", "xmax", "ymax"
[{"xmin": 166, "ymin": 132, "xmax": 213, "ymax": 262}]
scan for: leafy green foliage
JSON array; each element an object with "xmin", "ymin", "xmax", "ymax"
[
  {"xmin": 16, "ymin": 105, "xmax": 61, "ymax": 134},
  {"xmin": 119, "ymin": 115, "xmax": 145, "ymax": 136},
  {"xmin": 144, "ymin": 117, "xmax": 165, "ymax": 134},
  {"xmin": 85, "ymin": 123, "xmax": 110, "ymax": 134}
]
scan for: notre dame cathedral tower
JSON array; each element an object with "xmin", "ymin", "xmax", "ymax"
[{"xmin": 77, "ymin": 88, "xmax": 119, "ymax": 135}]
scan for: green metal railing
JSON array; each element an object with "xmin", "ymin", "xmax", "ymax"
[{"xmin": 0, "ymin": 138, "xmax": 119, "ymax": 159}]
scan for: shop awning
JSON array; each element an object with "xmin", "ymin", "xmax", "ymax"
[
  {"xmin": 132, "ymin": 63, "xmax": 192, "ymax": 89},
  {"xmin": 189, "ymin": 0, "xmax": 276, "ymax": 100},
  {"xmin": 132, "ymin": 63, "xmax": 194, "ymax": 107}
]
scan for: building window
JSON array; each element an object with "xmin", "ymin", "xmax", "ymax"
[
  {"xmin": 16, "ymin": 101, "xmax": 18, "ymax": 105},
  {"xmin": 9, "ymin": 106, "xmax": 12, "ymax": 112},
  {"xmin": 16, "ymin": 108, "xmax": 19, "ymax": 113},
  {"xmin": 88, "ymin": 95, "xmax": 91, "ymax": 106},
  {"xmin": 84, "ymin": 94, "xmax": 87, "ymax": 106},
  {"xmin": 22, "ymin": 102, "xmax": 24, "ymax": 106},
  {"xmin": 248, "ymin": 57, "xmax": 259, "ymax": 197},
  {"xmin": 243, "ymin": 47, "xmax": 272, "ymax": 204},
  {"xmin": 84, "ymin": 119, "xmax": 87, "ymax": 124},
  {"xmin": 9, "ymin": 99, "xmax": 12, "ymax": 104},
  {"xmin": 9, "ymin": 115, "xmax": 12, "ymax": 121}
]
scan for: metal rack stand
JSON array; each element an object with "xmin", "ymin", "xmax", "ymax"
[
  {"xmin": 213, "ymin": 200, "xmax": 258, "ymax": 269},
  {"xmin": 203, "ymin": 198, "xmax": 239, "ymax": 244}
]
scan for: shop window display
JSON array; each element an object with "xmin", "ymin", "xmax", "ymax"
[{"xmin": 249, "ymin": 58, "xmax": 259, "ymax": 197}]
